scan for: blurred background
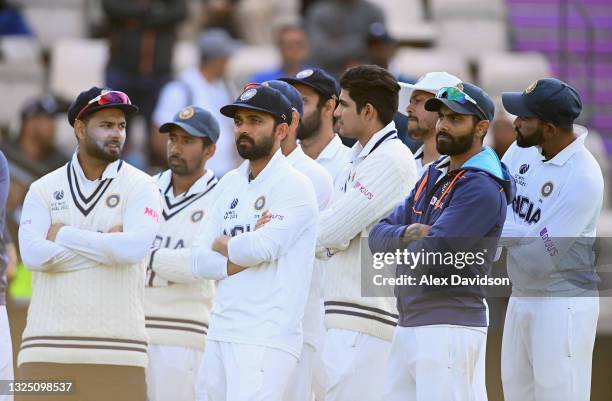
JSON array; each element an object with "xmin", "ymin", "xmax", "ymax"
[{"xmin": 0, "ymin": 0, "xmax": 610, "ymax": 399}]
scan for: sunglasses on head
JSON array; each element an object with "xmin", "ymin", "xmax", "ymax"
[
  {"xmin": 75, "ymin": 90, "xmax": 132, "ymax": 121},
  {"xmin": 436, "ymin": 86, "xmax": 487, "ymax": 120}
]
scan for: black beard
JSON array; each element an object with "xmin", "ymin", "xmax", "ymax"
[
  {"xmin": 515, "ymin": 127, "xmax": 544, "ymax": 148},
  {"xmin": 297, "ymin": 108, "xmax": 322, "ymax": 140},
  {"xmin": 84, "ymin": 134, "xmax": 122, "ymax": 163},
  {"xmin": 435, "ymin": 130, "xmax": 475, "ymax": 156},
  {"xmin": 236, "ymin": 133, "xmax": 275, "ymax": 160}
]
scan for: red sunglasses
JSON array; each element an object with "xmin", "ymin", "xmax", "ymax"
[{"xmin": 75, "ymin": 90, "xmax": 132, "ymax": 121}]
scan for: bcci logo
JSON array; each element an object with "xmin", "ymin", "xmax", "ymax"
[
  {"xmin": 254, "ymin": 196, "xmax": 266, "ymax": 211},
  {"xmin": 240, "ymin": 88, "xmax": 257, "ymax": 101},
  {"xmin": 53, "ymin": 190, "xmax": 64, "ymax": 200},
  {"xmin": 541, "ymin": 182, "xmax": 554, "ymax": 197},
  {"xmin": 230, "ymin": 198, "xmax": 239, "ymax": 209},
  {"xmin": 519, "ymin": 164, "xmax": 530, "ymax": 174},
  {"xmin": 106, "ymin": 194, "xmax": 120, "ymax": 208},
  {"xmin": 191, "ymin": 210, "xmax": 204, "ymax": 223}
]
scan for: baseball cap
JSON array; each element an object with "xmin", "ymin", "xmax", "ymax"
[
  {"xmin": 260, "ymin": 80, "xmax": 304, "ymax": 118},
  {"xmin": 21, "ymin": 94, "xmax": 60, "ymax": 121},
  {"xmin": 220, "ymin": 85, "xmax": 292, "ymax": 124},
  {"xmin": 425, "ymin": 82, "xmax": 495, "ymax": 121},
  {"xmin": 501, "ymin": 78, "xmax": 582, "ymax": 127},
  {"xmin": 279, "ymin": 68, "xmax": 340, "ymax": 101},
  {"xmin": 367, "ymin": 22, "xmax": 396, "ymax": 44},
  {"xmin": 159, "ymin": 106, "xmax": 220, "ymax": 143},
  {"xmin": 398, "ymin": 72, "xmax": 462, "ymax": 116},
  {"xmin": 198, "ymin": 29, "xmax": 241, "ymax": 61},
  {"xmin": 67, "ymin": 86, "xmax": 138, "ymax": 127}
]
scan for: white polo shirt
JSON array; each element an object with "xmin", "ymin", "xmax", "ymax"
[
  {"xmin": 501, "ymin": 125, "xmax": 604, "ymax": 296},
  {"xmin": 315, "ymin": 134, "xmax": 352, "ymax": 192}
]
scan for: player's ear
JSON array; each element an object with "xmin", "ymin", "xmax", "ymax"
[
  {"xmin": 203, "ymin": 143, "xmax": 216, "ymax": 161},
  {"xmin": 475, "ymin": 119, "xmax": 490, "ymax": 138},
  {"xmin": 275, "ymin": 121, "xmax": 289, "ymax": 142},
  {"xmin": 74, "ymin": 119, "xmax": 86, "ymax": 140},
  {"xmin": 323, "ymin": 98, "xmax": 336, "ymax": 117}
]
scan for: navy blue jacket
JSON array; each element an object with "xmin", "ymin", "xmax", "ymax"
[{"xmin": 369, "ymin": 147, "xmax": 515, "ymax": 327}]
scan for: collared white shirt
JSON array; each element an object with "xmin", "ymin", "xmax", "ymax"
[
  {"xmin": 153, "ymin": 67, "xmax": 239, "ymax": 177},
  {"xmin": 70, "ymin": 151, "xmax": 122, "ymax": 194},
  {"xmin": 315, "ymin": 134, "xmax": 352, "ymax": 192},
  {"xmin": 287, "ymin": 145, "xmax": 333, "ymax": 211},
  {"xmin": 157, "ymin": 168, "xmax": 217, "ymax": 202}
]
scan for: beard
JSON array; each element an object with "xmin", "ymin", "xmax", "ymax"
[
  {"xmin": 515, "ymin": 127, "xmax": 544, "ymax": 148},
  {"xmin": 297, "ymin": 108, "xmax": 322, "ymax": 140},
  {"xmin": 435, "ymin": 130, "xmax": 475, "ymax": 155},
  {"xmin": 168, "ymin": 155, "xmax": 202, "ymax": 176},
  {"xmin": 236, "ymin": 132, "xmax": 275, "ymax": 160},
  {"xmin": 84, "ymin": 131, "xmax": 124, "ymax": 163}
]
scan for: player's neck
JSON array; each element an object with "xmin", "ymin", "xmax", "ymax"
[
  {"xmin": 449, "ymin": 145, "xmax": 483, "ymax": 172},
  {"xmin": 540, "ymin": 132, "xmax": 577, "ymax": 160},
  {"xmin": 249, "ymin": 154, "xmax": 274, "ymax": 180},
  {"xmin": 77, "ymin": 151, "xmax": 110, "ymax": 181},
  {"xmin": 422, "ymin": 132, "xmax": 440, "ymax": 165},
  {"xmin": 280, "ymin": 137, "xmax": 298, "ymax": 156},
  {"xmin": 172, "ymin": 170, "xmax": 205, "ymax": 197},
  {"xmin": 300, "ymin": 126, "xmax": 335, "ymax": 160}
]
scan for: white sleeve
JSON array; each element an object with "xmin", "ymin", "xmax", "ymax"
[
  {"xmin": 191, "ymin": 196, "xmax": 230, "ymax": 280},
  {"xmin": 227, "ymin": 178, "xmax": 318, "ymax": 267},
  {"xmin": 18, "ymin": 188, "xmax": 95, "ymax": 273},
  {"xmin": 152, "ymin": 81, "xmax": 189, "ymax": 126},
  {"xmin": 149, "ymin": 248, "xmax": 196, "ymax": 283},
  {"xmin": 313, "ymin": 168, "xmax": 334, "ymax": 211},
  {"xmin": 317, "ymin": 153, "xmax": 417, "ymax": 252},
  {"xmin": 55, "ymin": 178, "xmax": 161, "ymax": 265}
]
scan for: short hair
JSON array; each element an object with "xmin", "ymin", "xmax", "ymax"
[{"xmin": 339, "ymin": 65, "xmax": 400, "ymax": 125}]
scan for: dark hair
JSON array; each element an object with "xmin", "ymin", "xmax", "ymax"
[
  {"xmin": 201, "ymin": 137, "xmax": 214, "ymax": 149},
  {"xmin": 339, "ymin": 65, "xmax": 400, "ymax": 125}
]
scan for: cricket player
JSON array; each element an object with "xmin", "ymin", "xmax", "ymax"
[
  {"xmin": 0, "ymin": 150, "xmax": 11, "ymax": 401},
  {"xmin": 316, "ymin": 65, "xmax": 418, "ymax": 401},
  {"xmin": 191, "ymin": 85, "xmax": 318, "ymax": 401},
  {"xmin": 16, "ymin": 87, "xmax": 161, "ymax": 401},
  {"xmin": 369, "ymin": 83, "xmax": 514, "ymax": 401},
  {"xmin": 500, "ymin": 78, "xmax": 604, "ymax": 401},
  {"xmin": 144, "ymin": 106, "xmax": 220, "ymax": 401}
]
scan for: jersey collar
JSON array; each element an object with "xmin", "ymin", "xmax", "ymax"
[
  {"xmin": 158, "ymin": 168, "xmax": 218, "ymax": 199},
  {"xmin": 70, "ymin": 151, "xmax": 122, "ymax": 183},
  {"xmin": 316, "ymin": 134, "xmax": 344, "ymax": 162},
  {"xmin": 542, "ymin": 125, "xmax": 589, "ymax": 166},
  {"xmin": 353, "ymin": 121, "xmax": 397, "ymax": 161}
]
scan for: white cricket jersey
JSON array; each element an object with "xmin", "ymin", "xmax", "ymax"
[
  {"xmin": 315, "ymin": 134, "xmax": 352, "ymax": 192},
  {"xmin": 191, "ymin": 149, "xmax": 318, "ymax": 358},
  {"xmin": 287, "ymin": 144, "xmax": 334, "ymax": 349},
  {"xmin": 413, "ymin": 144, "xmax": 439, "ymax": 178},
  {"xmin": 501, "ymin": 125, "xmax": 604, "ymax": 296},
  {"xmin": 18, "ymin": 153, "xmax": 161, "ymax": 367},
  {"xmin": 318, "ymin": 122, "xmax": 418, "ymax": 341},
  {"xmin": 144, "ymin": 169, "xmax": 218, "ymax": 350}
]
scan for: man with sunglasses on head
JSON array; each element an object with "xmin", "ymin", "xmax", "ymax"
[
  {"xmin": 16, "ymin": 87, "xmax": 161, "ymax": 401},
  {"xmin": 369, "ymin": 83, "xmax": 514, "ymax": 401},
  {"xmin": 499, "ymin": 79, "xmax": 603, "ymax": 401}
]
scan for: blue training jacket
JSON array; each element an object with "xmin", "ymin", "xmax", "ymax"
[{"xmin": 369, "ymin": 146, "xmax": 515, "ymax": 327}]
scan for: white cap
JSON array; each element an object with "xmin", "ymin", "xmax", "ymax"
[{"xmin": 397, "ymin": 72, "xmax": 462, "ymax": 116}]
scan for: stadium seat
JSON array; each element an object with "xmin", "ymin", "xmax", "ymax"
[
  {"xmin": 227, "ymin": 45, "xmax": 281, "ymax": 90},
  {"xmin": 477, "ymin": 51, "xmax": 551, "ymax": 97},
  {"xmin": 368, "ymin": 0, "xmax": 436, "ymax": 44},
  {"xmin": 0, "ymin": 36, "xmax": 41, "ymax": 63},
  {"xmin": 172, "ymin": 41, "xmax": 199, "ymax": 76},
  {"xmin": 49, "ymin": 38, "xmax": 108, "ymax": 101},
  {"xmin": 235, "ymin": 0, "xmax": 300, "ymax": 45},
  {"xmin": 394, "ymin": 48, "xmax": 472, "ymax": 82},
  {"xmin": 22, "ymin": 3, "xmax": 86, "ymax": 50},
  {"xmin": 0, "ymin": 63, "xmax": 44, "ymax": 130},
  {"xmin": 429, "ymin": 0, "xmax": 506, "ymax": 20}
]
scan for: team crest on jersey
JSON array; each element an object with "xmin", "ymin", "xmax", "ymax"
[
  {"xmin": 191, "ymin": 210, "xmax": 204, "ymax": 223},
  {"xmin": 254, "ymin": 196, "xmax": 266, "ymax": 211},
  {"xmin": 240, "ymin": 88, "xmax": 257, "ymax": 101},
  {"xmin": 51, "ymin": 190, "xmax": 69, "ymax": 211},
  {"xmin": 519, "ymin": 164, "xmax": 530, "ymax": 174},
  {"xmin": 296, "ymin": 69, "xmax": 314, "ymax": 78},
  {"xmin": 525, "ymin": 80, "xmax": 538, "ymax": 94},
  {"xmin": 53, "ymin": 190, "xmax": 64, "ymax": 200},
  {"xmin": 541, "ymin": 181, "xmax": 554, "ymax": 197},
  {"xmin": 106, "ymin": 194, "xmax": 120, "ymax": 208},
  {"xmin": 179, "ymin": 106, "xmax": 194, "ymax": 120}
]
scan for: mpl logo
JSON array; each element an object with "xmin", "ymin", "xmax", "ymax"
[
  {"xmin": 54, "ymin": 190, "xmax": 64, "ymax": 200},
  {"xmin": 519, "ymin": 164, "xmax": 530, "ymax": 174},
  {"xmin": 230, "ymin": 198, "xmax": 239, "ymax": 209}
]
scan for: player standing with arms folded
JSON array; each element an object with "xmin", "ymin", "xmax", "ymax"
[
  {"xmin": 144, "ymin": 106, "xmax": 220, "ymax": 401},
  {"xmin": 500, "ymin": 78, "xmax": 604, "ymax": 401},
  {"xmin": 16, "ymin": 87, "xmax": 161, "ymax": 401},
  {"xmin": 190, "ymin": 85, "xmax": 318, "ymax": 401},
  {"xmin": 316, "ymin": 65, "xmax": 418, "ymax": 401}
]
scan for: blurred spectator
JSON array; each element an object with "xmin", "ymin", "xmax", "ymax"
[
  {"xmin": 249, "ymin": 24, "xmax": 310, "ymax": 83},
  {"xmin": 102, "ymin": 0, "xmax": 187, "ymax": 136},
  {"xmin": 201, "ymin": 0, "xmax": 241, "ymax": 38},
  {"xmin": 366, "ymin": 22, "xmax": 419, "ymax": 151},
  {"xmin": 0, "ymin": 0, "xmax": 32, "ymax": 36},
  {"xmin": 152, "ymin": 29, "xmax": 240, "ymax": 176},
  {"xmin": 306, "ymin": 0, "xmax": 385, "ymax": 78}
]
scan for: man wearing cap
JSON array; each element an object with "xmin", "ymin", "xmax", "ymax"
[
  {"xmin": 16, "ymin": 87, "xmax": 161, "ymax": 400},
  {"xmin": 499, "ymin": 78, "xmax": 603, "ymax": 401},
  {"xmin": 189, "ymin": 85, "xmax": 318, "ymax": 401},
  {"xmin": 153, "ymin": 29, "xmax": 240, "ymax": 174},
  {"xmin": 255, "ymin": 79, "xmax": 333, "ymax": 401},
  {"xmin": 397, "ymin": 72, "xmax": 463, "ymax": 177},
  {"xmin": 369, "ymin": 83, "xmax": 514, "ymax": 401},
  {"xmin": 144, "ymin": 106, "xmax": 220, "ymax": 401},
  {"xmin": 280, "ymin": 68, "xmax": 352, "ymax": 191}
]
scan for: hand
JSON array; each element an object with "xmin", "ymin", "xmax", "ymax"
[
  {"xmin": 47, "ymin": 223, "xmax": 65, "ymax": 242},
  {"xmin": 402, "ymin": 223, "xmax": 431, "ymax": 243},
  {"xmin": 227, "ymin": 260, "xmax": 247, "ymax": 276},
  {"xmin": 255, "ymin": 211, "xmax": 272, "ymax": 230},
  {"xmin": 212, "ymin": 235, "xmax": 230, "ymax": 257},
  {"xmin": 109, "ymin": 225, "xmax": 123, "ymax": 233}
]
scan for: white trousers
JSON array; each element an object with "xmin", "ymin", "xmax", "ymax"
[
  {"xmin": 322, "ymin": 328, "xmax": 390, "ymax": 401},
  {"xmin": 0, "ymin": 305, "xmax": 14, "ymax": 401},
  {"xmin": 383, "ymin": 325, "xmax": 488, "ymax": 401},
  {"xmin": 197, "ymin": 340, "xmax": 297, "ymax": 401},
  {"xmin": 146, "ymin": 344, "xmax": 203, "ymax": 401},
  {"xmin": 501, "ymin": 297, "xmax": 598, "ymax": 401},
  {"xmin": 283, "ymin": 343, "xmax": 315, "ymax": 401}
]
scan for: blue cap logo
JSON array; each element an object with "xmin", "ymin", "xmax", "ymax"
[
  {"xmin": 240, "ymin": 88, "xmax": 257, "ymax": 101},
  {"xmin": 525, "ymin": 80, "xmax": 538, "ymax": 94},
  {"xmin": 296, "ymin": 69, "xmax": 314, "ymax": 79},
  {"xmin": 179, "ymin": 106, "xmax": 195, "ymax": 120}
]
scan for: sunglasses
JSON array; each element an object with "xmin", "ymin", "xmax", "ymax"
[
  {"xmin": 75, "ymin": 90, "xmax": 132, "ymax": 121},
  {"xmin": 436, "ymin": 86, "xmax": 488, "ymax": 120}
]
